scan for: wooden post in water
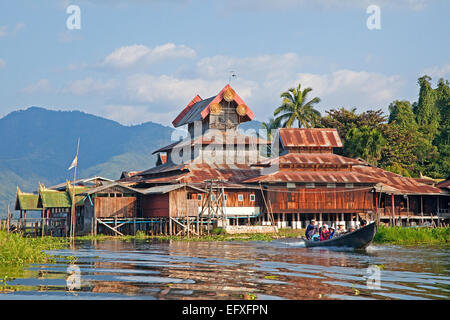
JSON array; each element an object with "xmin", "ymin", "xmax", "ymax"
[
  {"xmin": 6, "ymin": 204, "xmax": 11, "ymax": 233},
  {"xmin": 391, "ymin": 194, "xmax": 395, "ymax": 226}
]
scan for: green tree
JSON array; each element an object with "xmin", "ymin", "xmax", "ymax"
[
  {"xmin": 260, "ymin": 117, "xmax": 282, "ymax": 142},
  {"xmin": 379, "ymin": 123, "xmax": 418, "ymax": 177},
  {"xmin": 414, "ymin": 75, "xmax": 440, "ymax": 140},
  {"xmin": 388, "ymin": 100, "xmax": 418, "ymax": 129},
  {"xmin": 344, "ymin": 126, "xmax": 386, "ymax": 164},
  {"xmin": 434, "ymin": 78, "xmax": 450, "ymax": 177},
  {"xmin": 274, "ymin": 84, "xmax": 321, "ymax": 128}
]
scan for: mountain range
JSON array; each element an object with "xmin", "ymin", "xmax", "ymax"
[{"xmin": 0, "ymin": 107, "xmax": 262, "ymax": 217}]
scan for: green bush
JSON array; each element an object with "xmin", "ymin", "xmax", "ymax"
[{"xmin": 374, "ymin": 226, "xmax": 450, "ymax": 245}]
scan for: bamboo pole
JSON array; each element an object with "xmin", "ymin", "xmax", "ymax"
[
  {"xmin": 6, "ymin": 204, "xmax": 10, "ymax": 234},
  {"xmin": 70, "ymin": 138, "xmax": 80, "ymax": 241}
]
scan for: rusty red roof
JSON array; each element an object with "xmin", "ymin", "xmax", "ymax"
[
  {"xmin": 244, "ymin": 170, "xmax": 379, "ymax": 184},
  {"xmin": 172, "ymin": 85, "xmax": 255, "ymax": 127},
  {"xmin": 252, "ymin": 153, "xmax": 362, "ymax": 168},
  {"xmin": 278, "ymin": 128, "xmax": 343, "ymax": 148},
  {"xmin": 436, "ymin": 178, "xmax": 450, "ymax": 190},
  {"xmin": 352, "ymin": 165, "xmax": 443, "ymax": 195},
  {"xmin": 152, "ymin": 130, "xmax": 269, "ymax": 154}
]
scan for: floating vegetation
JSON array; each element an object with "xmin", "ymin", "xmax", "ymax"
[
  {"xmin": 373, "ymin": 226, "xmax": 450, "ymax": 245},
  {"xmin": 0, "ymin": 231, "xmax": 68, "ymax": 265}
]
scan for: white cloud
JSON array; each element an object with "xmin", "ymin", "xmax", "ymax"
[
  {"xmin": 58, "ymin": 31, "xmax": 83, "ymax": 43},
  {"xmin": 0, "ymin": 26, "xmax": 7, "ymax": 38},
  {"xmin": 101, "ymin": 43, "xmax": 196, "ymax": 69},
  {"xmin": 63, "ymin": 77, "xmax": 119, "ymax": 95},
  {"xmin": 59, "ymin": 50, "xmax": 404, "ymax": 125},
  {"xmin": 196, "ymin": 53, "xmax": 304, "ymax": 81},
  {"xmin": 293, "ymin": 70, "xmax": 402, "ymax": 108},
  {"xmin": 0, "ymin": 23, "xmax": 25, "ymax": 38},
  {"xmin": 422, "ymin": 63, "xmax": 450, "ymax": 79},
  {"xmin": 102, "ymin": 104, "xmax": 180, "ymax": 126},
  {"xmin": 125, "ymin": 74, "xmax": 229, "ymax": 104},
  {"xmin": 21, "ymin": 79, "xmax": 52, "ymax": 94},
  {"xmin": 221, "ymin": 0, "xmax": 431, "ymax": 12}
]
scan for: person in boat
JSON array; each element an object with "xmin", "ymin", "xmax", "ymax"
[
  {"xmin": 334, "ymin": 223, "xmax": 346, "ymax": 237},
  {"xmin": 311, "ymin": 232, "xmax": 320, "ymax": 242},
  {"xmin": 348, "ymin": 226, "xmax": 355, "ymax": 233},
  {"xmin": 329, "ymin": 226, "xmax": 335, "ymax": 239},
  {"xmin": 305, "ymin": 219, "xmax": 317, "ymax": 240},
  {"xmin": 320, "ymin": 224, "xmax": 330, "ymax": 241}
]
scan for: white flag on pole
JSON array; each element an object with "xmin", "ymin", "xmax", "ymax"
[{"xmin": 68, "ymin": 155, "xmax": 78, "ymax": 170}]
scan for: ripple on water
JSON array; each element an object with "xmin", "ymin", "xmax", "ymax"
[{"xmin": 3, "ymin": 240, "xmax": 449, "ymax": 300}]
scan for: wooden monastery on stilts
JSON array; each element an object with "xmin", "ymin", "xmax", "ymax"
[{"xmin": 11, "ymin": 84, "xmax": 450, "ymax": 236}]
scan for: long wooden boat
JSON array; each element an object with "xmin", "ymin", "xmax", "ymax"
[{"xmin": 303, "ymin": 222, "xmax": 377, "ymax": 250}]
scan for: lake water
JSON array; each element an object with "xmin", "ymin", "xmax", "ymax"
[{"xmin": 1, "ymin": 239, "xmax": 449, "ymax": 300}]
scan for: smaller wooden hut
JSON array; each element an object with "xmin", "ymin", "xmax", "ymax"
[{"xmin": 15, "ymin": 187, "xmax": 40, "ymax": 220}]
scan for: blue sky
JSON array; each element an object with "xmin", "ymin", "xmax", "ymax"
[{"xmin": 0, "ymin": 0, "xmax": 449, "ymax": 126}]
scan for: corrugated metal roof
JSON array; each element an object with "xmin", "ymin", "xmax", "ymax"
[
  {"xmin": 278, "ymin": 128, "xmax": 343, "ymax": 148},
  {"xmin": 244, "ymin": 170, "xmax": 379, "ymax": 184},
  {"xmin": 153, "ymin": 131, "xmax": 269, "ymax": 155},
  {"xmin": 436, "ymin": 178, "xmax": 450, "ymax": 189},
  {"xmin": 80, "ymin": 182, "xmax": 142, "ymax": 195},
  {"xmin": 352, "ymin": 165, "xmax": 443, "ymax": 195},
  {"xmin": 142, "ymin": 184, "xmax": 205, "ymax": 195},
  {"xmin": 252, "ymin": 153, "xmax": 362, "ymax": 167},
  {"xmin": 172, "ymin": 94, "xmax": 202, "ymax": 127},
  {"xmin": 175, "ymin": 96, "xmax": 216, "ymax": 127}
]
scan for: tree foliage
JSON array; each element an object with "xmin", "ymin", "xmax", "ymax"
[
  {"xmin": 266, "ymin": 77, "xmax": 449, "ymax": 178},
  {"xmin": 274, "ymin": 84, "xmax": 321, "ymax": 128}
]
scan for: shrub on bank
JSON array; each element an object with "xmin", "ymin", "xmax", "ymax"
[
  {"xmin": 0, "ymin": 231, "xmax": 68, "ymax": 265},
  {"xmin": 373, "ymin": 226, "xmax": 450, "ymax": 245}
]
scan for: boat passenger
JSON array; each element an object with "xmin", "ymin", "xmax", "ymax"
[
  {"xmin": 348, "ymin": 226, "xmax": 355, "ymax": 233},
  {"xmin": 329, "ymin": 226, "xmax": 335, "ymax": 239},
  {"xmin": 311, "ymin": 232, "xmax": 320, "ymax": 242},
  {"xmin": 320, "ymin": 224, "xmax": 330, "ymax": 241},
  {"xmin": 305, "ymin": 219, "xmax": 316, "ymax": 240},
  {"xmin": 334, "ymin": 224, "xmax": 346, "ymax": 237}
]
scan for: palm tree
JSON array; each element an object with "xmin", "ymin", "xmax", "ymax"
[
  {"xmin": 260, "ymin": 117, "xmax": 282, "ymax": 142},
  {"xmin": 274, "ymin": 83, "xmax": 321, "ymax": 128}
]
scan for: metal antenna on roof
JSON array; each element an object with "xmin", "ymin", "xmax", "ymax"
[{"xmin": 229, "ymin": 70, "xmax": 236, "ymax": 84}]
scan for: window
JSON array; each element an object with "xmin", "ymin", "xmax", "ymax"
[
  {"xmin": 287, "ymin": 182, "xmax": 296, "ymax": 189},
  {"xmin": 224, "ymin": 194, "xmax": 228, "ymax": 201},
  {"xmin": 305, "ymin": 183, "xmax": 315, "ymax": 189},
  {"xmin": 211, "ymin": 194, "xmax": 216, "ymax": 201},
  {"xmin": 238, "ymin": 194, "xmax": 244, "ymax": 202},
  {"xmin": 345, "ymin": 183, "xmax": 354, "ymax": 188},
  {"xmin": 250, "ymin": 194, "xmax": 255, "ymax": 202},
  {"xmin": 197, "ymin": 194, "xmax": 202, "ymax": 201},
  {"xmin": 327, "ymin": 183, "xmax": 336, "ymax": 188}
]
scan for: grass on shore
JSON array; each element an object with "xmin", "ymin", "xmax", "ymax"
[
  {"xmin": 373, "ymin": 226, "xmax": 450, "ymax": 245},
  {"xmin": 0, "ymin": 230, "xmax": 68, "ymax": 265}
]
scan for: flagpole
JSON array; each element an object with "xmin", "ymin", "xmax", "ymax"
[{"xmin": 70, "ymin": 138, "xmax": 80, "ymax": 241}]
